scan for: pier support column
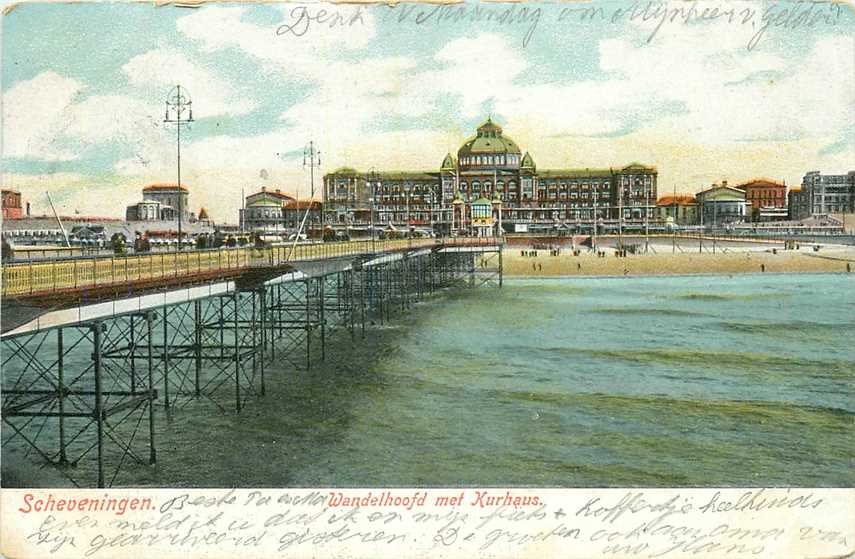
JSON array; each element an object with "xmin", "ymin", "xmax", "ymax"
[
  {"xmin": 146, "ymin": 311, "xmax": 157, "ymax": 465},
  {"xmin": 194, "ymin": 300, "xmax": 202, "ymax": 397},
  {"xmin": 57, "ymin": 329, "xmax": 68, "ymax": 465},
  {"xmin": 259, "ymin": 287, "xmax": 266, "ymax": 397},
  {"xmin": 233, "ymin": 291, "xmax": 241, "ymax": 413},
  {"xmin": 92, "ymin": 322, "xmax": 105, "ymax": 488}
]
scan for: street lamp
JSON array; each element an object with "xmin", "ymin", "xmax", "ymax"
[
  {"xmin": 367, "ymin": 167, "xmax": 379, "ymax": 251},
  {"xmin": 164, "ymin": 85, "xmax": 193, "ymax": 251},
  {"xmin": 492, "ymin": 189, "xmax": 503, "ymax": 238}
]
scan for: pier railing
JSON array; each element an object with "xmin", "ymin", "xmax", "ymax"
[{"xmin": 1, "ymin": 236, "xmax": 502, "ymax": 297}]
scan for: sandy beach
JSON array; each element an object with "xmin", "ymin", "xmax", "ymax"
[{"xmin": 500, "ymin": 244, "xmax": 855, "ymax": 277}]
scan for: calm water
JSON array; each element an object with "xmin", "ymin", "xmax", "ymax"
[{"xmin": 7, "ymin": 273, "xmax": 854, "ymax": 487}]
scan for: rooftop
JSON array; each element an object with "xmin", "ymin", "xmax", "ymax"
[
  {"xmin": 143, "ymin": 183, "xmax": 189, "ymax": 192},
  {"xmin": 657, "ymin": 195, "xmax": 697, "ymax": 205},
  {"xmin": 458, "ymin": 117, "xmax": 522, "ymax": 156}
]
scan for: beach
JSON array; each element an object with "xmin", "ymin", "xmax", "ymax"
[{"xmin": 500, "ymin": 241, "xmax": 855, "ymax": 277}]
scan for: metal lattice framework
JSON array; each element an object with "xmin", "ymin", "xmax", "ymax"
[{"xmin": 1, "ymin": 246, "xmax": 501, "ymax": 487}]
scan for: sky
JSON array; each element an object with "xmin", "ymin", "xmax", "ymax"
[{"xmin": 2, "ymin": 0, "xmax": 854, "ymax": 223}]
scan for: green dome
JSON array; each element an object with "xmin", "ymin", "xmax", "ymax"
[{"xmin": 458, "ymin": 118, "xmax": 521, "ymax": 157}]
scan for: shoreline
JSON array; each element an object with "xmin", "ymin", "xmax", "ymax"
[
  {"xmin": 497, "ymin": 248, "xmax": 855, "ymax": 278},
  {"xmin": 504, "ymin": 271, "xmax": 852, "ymax": 280}
]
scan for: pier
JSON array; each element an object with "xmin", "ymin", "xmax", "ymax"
[{"xmin": 1, "ymin": 237, "xmax": 503, "ymax": 487}]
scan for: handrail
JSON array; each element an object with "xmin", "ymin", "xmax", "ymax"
[{"xmin": 1, "ymin": 237, "xmax": 502, "ymax": 297}]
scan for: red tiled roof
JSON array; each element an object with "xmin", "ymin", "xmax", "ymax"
[
  {"xmin": 735, "ymin": 179, "xmax": 786, "ymax": 190},
  {"xmin": 143, "ymin": 183, "xmax": 189, "ymax": 192},
  {"xmin": 657, "ymin": 195, "xmax": 696, "ymax": 205}
]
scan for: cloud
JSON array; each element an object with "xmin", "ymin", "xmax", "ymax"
[
  {"xmin": 175, "ymin": 5, "xmax": 376, "ymax": 79},
  {"xmin": 122, "ymin": 47, "xmax": 256, "ymax": 117},
  {"xmin": 2, "ymin": 71, "xmax": 85, "ymax": 161}
]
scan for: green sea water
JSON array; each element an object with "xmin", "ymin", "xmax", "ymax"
[
  {"xmin": 5, "ymin": 273, "xmax": 854, "ymax": 487},
  {"xmin": 121, "ymin": 273, "xmax": 853, "ymax": 488}
]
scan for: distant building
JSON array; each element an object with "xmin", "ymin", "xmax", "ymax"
[
  {"xmin": 126, "ymin": 183, "xmax": 191, "ymax": 222},
  {"xmin": 788, "ymin": 188, "xmax": 811, "ymax": 220},
  {"xmin": 126, "ymin": 199, "xmax": 164, "ymax": 221},
  {"xmin": 2, "ymin": 189, "xmax": 22, "ymax": 220},
  {"xmin": 197, "ymin": 207, "xmax": 212, "ymax": 226},
  {"xmin": 656, "ymin": 195, "xmax": 697, "ymax": 225},
  {"xmin": 802, "ymin": 171, "xmax": 855, "ymax": 216},
  {"xmin": 323, "ymin": 118, "xmax": 657, "ymax": 234},
  {"xmin": 282, "ymin": 200, "xmax": 323, "ymax": 232},
  {"xmin": 695, "ymin": 181, "xmax": 748, "ymax": 226},
  {"xmin": 735, "ymin": 179, "xmax": 788, "ymax": 222},
  {"xmin": 239, "ymin": 187, "xmax": 296, "ymax": 232}
]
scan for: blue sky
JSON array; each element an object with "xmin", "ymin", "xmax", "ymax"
[{"xmin": 2, "ymin": 1, "xmax": 854, "ymax": 222}]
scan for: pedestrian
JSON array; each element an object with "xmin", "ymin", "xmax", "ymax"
[
  {"xmin": 533, "ymin": 262, "xmax": 537, "ymax": 271},
  {"xmin": 538, "ymin": 263, "xmax": 542, "ymax": 272}
]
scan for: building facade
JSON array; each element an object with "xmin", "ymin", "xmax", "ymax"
[
  {"xmin": 238, "ymin": 187, "xmax": 296, "ymax": 232},
  {"xmin": 282, "ymin": 200, "xmax": 323, "ymax": 232},
  {"xmin": 802, "ymin": 171, "xmax": 855, "ymax": 216},
  {"xmin": 2, "ymin": 189, "xmax": 23, "ymax": 220},
  {"xmin": 142, "ymin": 184, "xmax": 190, "ymax": 221},
  {"xmin": 736, "ymin": 179, "xmax": 788, "ymax": 221},
  {"xmin": 126, "ymin": 183, "xmax": 192, "ymax": 222},
  {"xmin": 656, "ymin": 195, "xmax": 698, "ymax": 226},
  {"xmin": 696, "ymin": 183, "xmax": 748, "ymax": 226},
  {"xmin": 788, "ymin": 188, "xmax": 810, "ymax": 220},
  {"xmin": 323, "ymin": 118, "xmax": 657, "ymax": 235}
]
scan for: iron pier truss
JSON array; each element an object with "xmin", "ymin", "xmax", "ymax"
[{"xmin": 1, "ymin": 243, "xmax": 502, "ymax": 487}]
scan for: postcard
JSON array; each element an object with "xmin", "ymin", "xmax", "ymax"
[{"xmin": 1, "ymin": 0, "xmax": 853, "ymax": 557}]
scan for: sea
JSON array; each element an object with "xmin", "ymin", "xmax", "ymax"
[{"xmin": 5, "ymin": 273, "xmax": 854, "ymax": 487}]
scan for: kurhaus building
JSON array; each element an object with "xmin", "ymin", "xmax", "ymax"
[{"xmin": 323, "ymin": 118, "xmax": 658, "ymax": 234}]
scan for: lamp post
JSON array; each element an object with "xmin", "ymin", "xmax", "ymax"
[
  {"xmin": 492, "ymin": 190, "xmax": 503, "ymax": 238},
  {"xmin": 592, "ymin": 182, "xmax": 598, "ymax": 252},
  {"xmin": 644, "ymin": 181, "xmax": 650, "ymax": 253},
  {"xmin": 452, "ymin": 191, "xmax": 464, "ymax": 237},
  {"xmin": 303, "ymin": 141, "xmax": 321, "ymax": 237},
  {"xmin": 164, "ymin": 85, "xmax": 193, "ymax": 251},
  {"xmin": 367, "ymin": 167, "xmax": 379, "ymax": 251}
]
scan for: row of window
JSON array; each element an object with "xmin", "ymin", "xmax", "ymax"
[{"xmin": 460, "ymin": 154, "xmax": 520, "ymax": 167}]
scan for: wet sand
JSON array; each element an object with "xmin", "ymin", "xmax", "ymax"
[{"xmin": 502, "ymin": 248, "xmax": 855, "ymax": 277}]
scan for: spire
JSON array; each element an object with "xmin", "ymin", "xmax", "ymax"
[
  {"xmin": 441, "ymin": 152, "xmax": 456, "ymax": 171},
  {"xmin": 521, "ymin": 151, "xmax": 535, "ymax": 170}
]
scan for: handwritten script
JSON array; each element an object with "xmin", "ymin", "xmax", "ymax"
[
  {"xmin": 3, "ymin": 488, "xmax": 853, "ymax": 558},
  {"xmin": 272, "ymin": 1, "xmax": 846, "ymax": 50}
]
